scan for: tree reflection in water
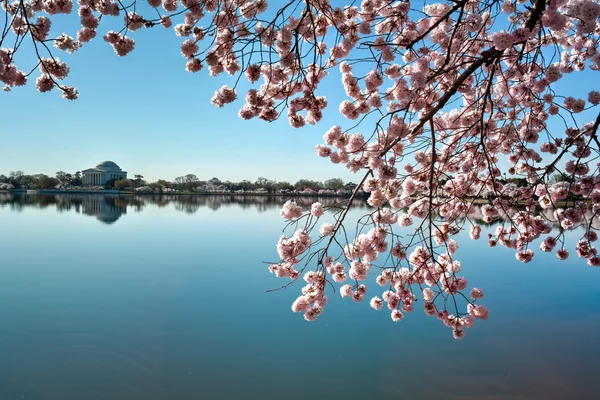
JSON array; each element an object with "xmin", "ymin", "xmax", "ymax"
[
  {"xmin": 1, "ymin": 193, "xmax": 597, "ymax": 230},
  {"xmin": 0, "ymin": 193, "xmax": 367, "ymax": 224}
]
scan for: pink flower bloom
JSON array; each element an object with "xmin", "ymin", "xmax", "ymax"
[
  {"xmin": 125, "ymin": 12, "xmax": 144, "ymax": 31},
  {"xmin": 586, "ymin": 231, "xmax": 598, "ymax": 243},
  {"xmin": 399, "ymin": 214, "xmax": 413, "ymax": 227},
  {"xmin": 470, "ymin": 288, "xmax": 484, "ymax": 300},
  {"xmin": 447, "ymin": 240, "xmax": 458, "ymax": 254},
  {"xmin": 349, "ymin": 260, "xmax": 370, "ymax": 281},
  {"xmin": 280, "ymin": 200, "xmax": 302, "ymax": 220},
  {"xmin": 391, "ymin": 243, "xmax": 406, "ymax": 259},
  {"xmin": 162, "ymin": 0, "xmax": 177, "ymax": 12},
  {"xmin": 186, "ymin": 59, "xmax": 203, "ymax": 73},
  {"xmin": 61, "ymin": 86, "xmax": 78, "ymax": 100},
  {"xmin": 391, "ymin": 309, "xmax": 404, "ymax": 322},
  {"xmin": 588, "ymin": 257, "xmax": 600, "ymax": 266},
  {"xmin": 39, "ymin": 58, "xmax": 69, "ymax": 80},
  {"xmin": 468, "ymin": 304, "xmax": 489, "ymax": 320},
  {"xmin": 491, "ymin": 30, "xmax": 515, "ymax": 50},
  {"xmin": 422, "ymin": 288, "xmax": 434, "ymax": 301},
  {"xmin": 181, "ymin": 39, "xmax": 199, "ymax": 59},
  {"xmin": 352, "ymin": 292, "xmax": 365, "ymax": 302},
  {"xmin": 516, "ymin": 249, "xmax": 534, "ymax": 263},
  {"xmin": 423, "ymin": 302, "xmax": 436, "ymax": 316},
  {"xmin": 54, "ymin": 34, "xmax": 76, "ymax": 53},
  {"xmin": 311, "ymin": 202, "xmax": 324, "ymax": 217},
  {"xmin": 460, "ymin": 315, "xmax": 475, "ymax": 328},
  {"xmin": 103, "ymin": 32, "xmax": 135, "ymax": 56},
  {"xmin": 469, "ymin": 225, "xmax": 481, "ymax": 240},
  {"xmin": 453, "ymin": 328, "xmax": 465, "ymax": 340},
  {"xmin": 332, "ymin": 271, "xmax": 347, "ymax": 283},
  {"xmin": 357, "ymin": 284, "xmax": 367, "ymax": 295},
  {"xmin": 340, "ymin": 284, "xmax": 353, "ymax": 298},
  {"xmin": 589, "ymin": 91, "xmax": 600, "ymax": 105},
  {"xmin": 303, "ymin": 306, "xmax": 322, "ymax": 321},
  {"xmin": 161, "ymin": 16, "xmax": 172, "ymax": 29},
  {"xmin": 387, "ymin": 293, "xmax": 400, "ymax": 309},
  {"xmin": 319, "ymin": 223, "xmax": 333, "ymax": 236},
  {"xmin": 540, "ymin": 236, "xmax": 557, "ymax": 252},
  {"xmin": 370, "ymin": 296, "xmax": 383, "ymax": 310},
  {"xmin": 291, "ymin": 296, "xmax": 310, "ymax": 312},
  {"xmin": 77, "ymin": 28, "xmax": 96, "ymax": 43},
  {"xmin": 211, "ymin": 85, "xmax": 237, "ymax": 107},
  {"xmin": 35, "ymin": 74, "xmax": 54, "ymax": 93},
  {"xmin": 315, "ymin": 144, "xmax": 332, "ymax": 157}
]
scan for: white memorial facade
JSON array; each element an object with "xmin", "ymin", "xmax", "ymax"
[{"xmin": 82, "ymin": 161, "xmax": 127, "ymax": 186}]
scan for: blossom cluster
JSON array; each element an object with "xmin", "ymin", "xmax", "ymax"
[{"xmin": 273, "ymin": 200, "xmax": 491, "ymax": 338}]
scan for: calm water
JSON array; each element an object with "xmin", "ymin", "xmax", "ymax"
[{"xmin": 0, "ymin": 193, "xmax": 599, "ymax": 400}]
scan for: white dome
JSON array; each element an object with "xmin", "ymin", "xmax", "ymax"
[{"xmin": 96, "ymin": 161, "xmax": 121, "ymax": 172}]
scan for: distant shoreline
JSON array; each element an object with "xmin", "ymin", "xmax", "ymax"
[
  {"xmin": 2, "ymin": 189, "xmax": 352, "ymax": 198},
  {"xmin": 0, "ymin": 190, "xmax": 586, "ymax": 208}
]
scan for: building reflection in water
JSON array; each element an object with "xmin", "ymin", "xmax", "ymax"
[
  {"xmin": 81, "ymin": 196, "xmax": 128, "ymax": 224},
  {"xmin": 0, "ymin": 193, "xmax": 131, "ymax": 225},
  {"xmin": 1, "ymin": 192, "xmax": 598, "ymax": 229},
  {"xmin": 0, "ymin": 193, "xmax": 366, "ymax": 225}
]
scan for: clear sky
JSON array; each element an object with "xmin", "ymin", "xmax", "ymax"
[
  {"xmin": 0, "ymin": 11, "xmax": 355, "ymax": 184},
  {"xmin": 0, "ymin": 5, "xmax": 596, "ymax": 184}
]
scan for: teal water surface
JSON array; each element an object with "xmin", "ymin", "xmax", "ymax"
[{"xmin": 0, "ymin": 193, "xmax": 599, "ymax": 400}]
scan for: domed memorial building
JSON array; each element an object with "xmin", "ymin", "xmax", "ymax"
[{"xmin": 82, "ymin": 161, "xmax": 127, "ymax": 186}]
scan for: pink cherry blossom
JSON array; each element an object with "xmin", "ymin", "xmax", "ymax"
[
  {"xmin": 391, "ymin": 310, "xmax": 404, "ymax": 322},
  {"xmin": 370, "ymin": 296, "xmax": 383, "ymax": 310},
  {"xmin": 470, "ymin": 288, "xmax": 484, "ymax": 300},
  {"xmin": 211, "ymin": 85, "xmax": 237, "ymax": 107},
  {"xmin": 310, "ymin": 202, "xmax": 324, "ymax": 217}
]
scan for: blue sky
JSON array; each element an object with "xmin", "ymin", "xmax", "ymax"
[
  {"xmin": 0, "ymin": 11, "xmax": 355, "ymax": 183},
  {"xmin": 0, "ymin": 5, "xmax": 597, "ymax": 183}
]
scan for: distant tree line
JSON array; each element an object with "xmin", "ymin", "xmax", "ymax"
[
  {"xmin": 0, "ymin": 171, "xmax": 355, "ymax": 193},
  {"xmin": 0, "ymin": 170, "xmax": 71, "ymax": 189},
  {"xmin": 148, "ymin": 175, "xmax": 355, "ymax": 193}
]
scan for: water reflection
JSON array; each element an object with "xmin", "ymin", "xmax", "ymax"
[
  {"xmin": 0, "ymin": 193, "xmax": 137, "ymax": 224},
  {"xmin": 0, "ymin": 193, "xmax": 367, "ymax": 224},
  {"xmin": 0, "ymin": 193, "xmax": 599, "ymax": 399},
  {"xmin": 81, "ymin": 196, "xmax": 128, "ymax": 224},
  {"xmin": 1, "ymin": 193, "xmax": 597, "ymax": 229}
]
